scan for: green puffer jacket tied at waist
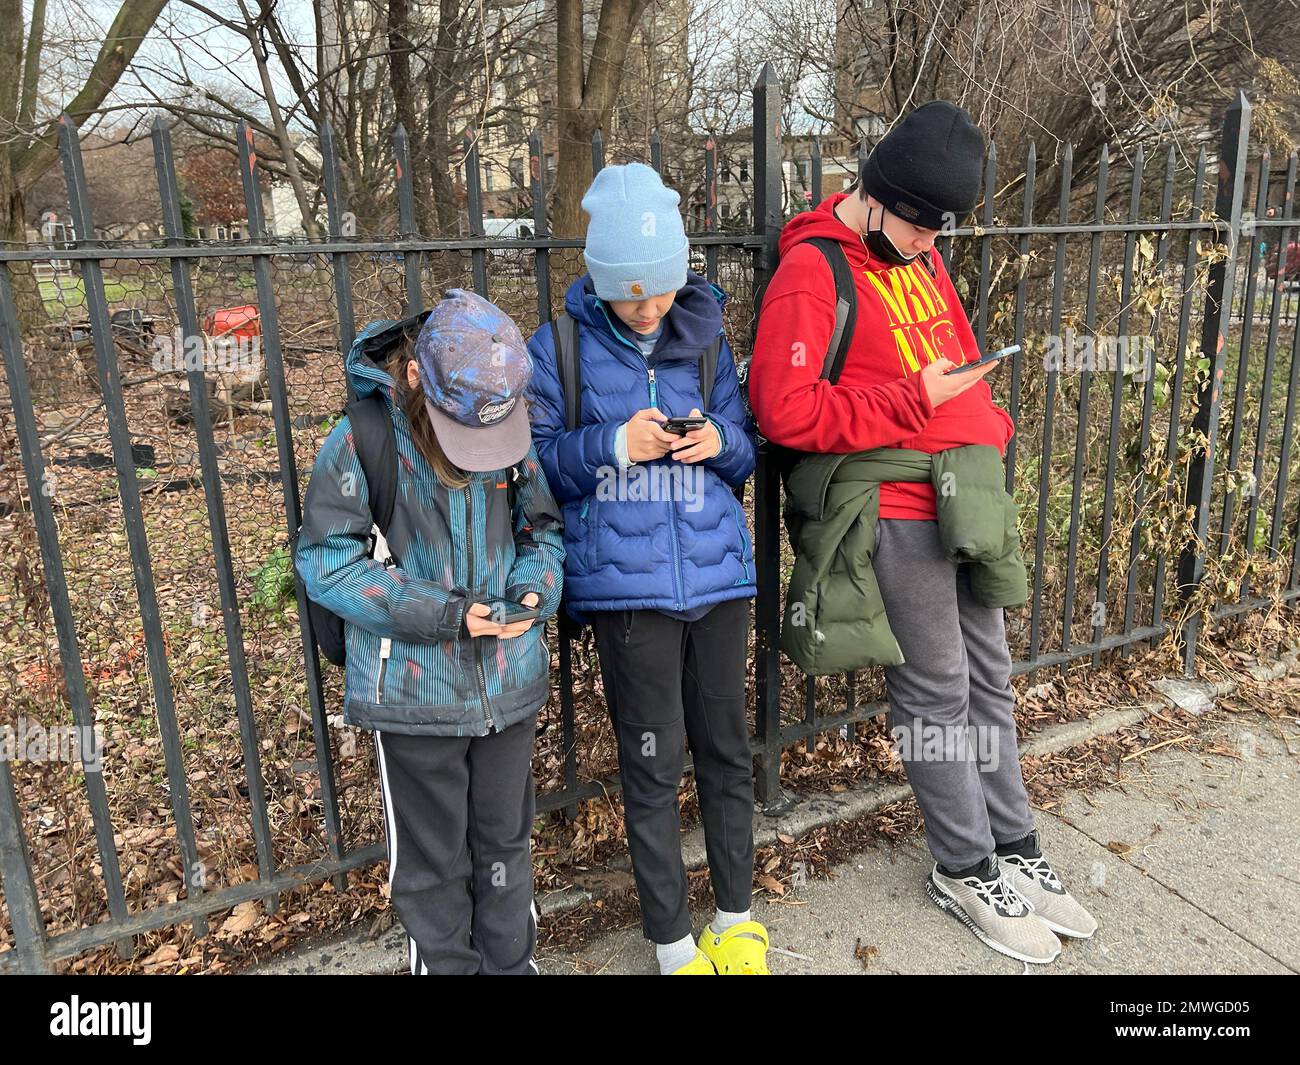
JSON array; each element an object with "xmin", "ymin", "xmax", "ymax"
[{"xmin": 781, "ymin": 445, "xmax": 1028, "ymax": 675}]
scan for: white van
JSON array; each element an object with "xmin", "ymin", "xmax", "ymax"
[{"xmin": 481, "ymin": 217, "xmax": 535, "ymax": 241}]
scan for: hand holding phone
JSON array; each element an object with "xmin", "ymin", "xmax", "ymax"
[
  {"xmin": 489, "ymin": 592, "xmax": 542, "ymax": 639},
  {"xmin": 668, "ymin": 408, "xmax": 722, "ymax": 463},
  {"xmin": 484, "ymin": 598, "xmax": 541, "ymax": 625},
  {"xmin": 626, "ymin": 408, "xmax": 677, "ymax": 462},
  {"xmin": 946, "ymin": 344, "xmax": 1020, "ymax": 375},
  {"xmin": 465, "ymin": 593, "xmax": 542, "ymax": 639},
  {"xmin": 921, "ymin": 349, "xmax": 1009, "ymax": 409},
  {"xmin": 664, "ymin": 416, "xmax": 708, "ymax": 435}
]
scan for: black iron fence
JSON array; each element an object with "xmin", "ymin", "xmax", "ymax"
[{"xmin": 1, "ymin": 69, "xmax": 1298, "ymax": 972}]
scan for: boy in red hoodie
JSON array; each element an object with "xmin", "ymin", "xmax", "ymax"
[{"xmin": 749, "ymin": 101, "xmax": 1097, "ymax": 965}]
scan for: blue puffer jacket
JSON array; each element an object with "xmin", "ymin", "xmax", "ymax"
[
  {"xmin": 525, "ymin": 271, "xmax": 756, "ymax": 618},
  {"xmin": 295, "ymin": 318, "xmax": 565, "ymax": 737}
]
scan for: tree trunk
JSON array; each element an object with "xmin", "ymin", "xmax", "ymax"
[
  {"xmin": 388, "ymin": 0, "xmax": 437, "ymax": 235},
  {"xmin": 0, "ymin": 161, "xmax": 44, "ymax": 330},
  {"xmin": 10, "ymin": 0, "xmax": 168, "ymax": 196},
  {"xmin": 243, "ymin": 1, "xmax": 320, "ymax": 238},
  {"xmin": 551, "ymin": 0, "xmax": 652, "ymax": 238},
  {"xmin": 424, "ymin": 0, "xmax": 464, "ymax": 238}
]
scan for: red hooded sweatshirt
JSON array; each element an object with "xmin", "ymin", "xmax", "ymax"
[{"xmin": 749, "ymin": 193, "xmax": 1014, "ymax": 521}]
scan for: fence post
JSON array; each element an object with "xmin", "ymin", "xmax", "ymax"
[
  {"xmin": 0, "ymin": 255, "xmax": 133, "ymax": 961},
  {"xmin": 0, "ymin": 720, "xmax": 51, "ymax": 972},
  {"xmin": 393, "ymin": 123, "xmax": 423, "ymax": 315},
  {"xmin": 528, "ymin": 128, "xmax": 552, "ymax": 323},
  {"xmin": 153, "ymin": 117, "xmax": 277, "ymax": 908},
  {"xmin": 524, "ymin": 126, "xmax": 577, "ymax": 816},
  {"xmin": 1176, "ymin": 90, "xmax": 1252, "ymax": 675},
  {"xmin": 236, "ymin": 120, "xmax": 348, "ymax": 888},
  {"xmin": 58, "ymin": 114, "xmax": 209, "ymax": 935},
  {"xmin": 319, "ymin": 119, "xmax": 357, "ymax": 373},
  {"xmin": 810, "ymin": 137, "xmax": 822, "ymax": 212},
  {"xmin": 750, "ymin": 62, "xmax": 792, "ymax": 816},
  {"xmin": 704, "ymin": 137, "xmax": 718, "ymax": 283},
  {"xmin": 463, "ymin": 131, "xmax": 489, "ymax": 297}
]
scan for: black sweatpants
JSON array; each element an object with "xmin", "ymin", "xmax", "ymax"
[
  {"xmin": 591, "ymin": 597, "xmax": 755, "ymax": 944},
  {"xmin": 374, "ymin": 718, "xmax": 538, "ymax": 974}
]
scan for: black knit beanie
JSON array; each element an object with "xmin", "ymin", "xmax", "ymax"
[{"xmin": 859, "ymin": 101, "xmax": 985, "ymax": 230}]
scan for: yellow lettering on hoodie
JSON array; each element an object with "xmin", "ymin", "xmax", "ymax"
[
  {"xmin": 864, "ymin": 269, "xmax": 912, "ymax": 327},
  {"xmin": 858, "ymin": 249, "xmax": 961, "ymax": 376},
  {"xmin": 893, "ymin": 327, "xmax": 923, "ymax": 373},
  {"xmin": 903, "ymin": 263, "xmax": 939, "ymax": 319},
  {"xmin": 912, "ymin": 259, "xmax": 949, "ymax": 315},
  {"xmin": 897, "ymin": 267, "xmax": 934, "ymax": 322}
]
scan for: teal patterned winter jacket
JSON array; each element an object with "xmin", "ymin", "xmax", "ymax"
[{"xmin": 294, "ymin": 320, "xmax": 565, "ymax": 736}]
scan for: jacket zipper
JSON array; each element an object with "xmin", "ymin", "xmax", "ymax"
[
  {"xmin": 376, "ymin": 638, "xmax": 391, "ymax": 702},
  {"xmin": 374, "ymin": 527, "xmax": 395, "ymax": 703},
  {"xmin": 465, "ymin": 480, "xmax": 493, "ymax": 733},
  {"xmin": 647, "ymin": 367, "xmax": 686, "ymax": 609},
  {"xmin": 730, "ymin": 497, "xmax": 752, "ymax": 584}
]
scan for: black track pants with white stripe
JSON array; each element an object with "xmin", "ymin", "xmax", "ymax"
[{"xmin": 375, "ymin": 718, "xmax": 538, "ymax": 974}]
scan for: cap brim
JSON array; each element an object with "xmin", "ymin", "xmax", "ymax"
[{"xmin": 424, "ymin": 396, "xmax": 531, "ymax": 473}]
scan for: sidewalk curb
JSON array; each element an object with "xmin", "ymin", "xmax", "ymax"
[{"xmin": 247, "ymin": 642, "xmax": 1300, "ymax": 974}]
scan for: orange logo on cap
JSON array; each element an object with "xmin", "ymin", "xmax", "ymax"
[{"xmin": 630, "ymin": 283, "xmax": 644, "ymax": 296}]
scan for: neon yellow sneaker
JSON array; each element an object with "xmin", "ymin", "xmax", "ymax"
[
  {"xmin": 697, "ymin": 920, "xmax": 771, "ymax": 975},
  {"xmin": 670, "ymin": 949, "xmax": 717, "ymax": 974}
]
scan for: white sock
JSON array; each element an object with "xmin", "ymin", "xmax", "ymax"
[
  {"xmin": 711, "ymin": 907, "xmax": 751, "ymax": 936},
  {"xmin": 655, "ymin": 933, "xmax": 697, "ymax": 975}
]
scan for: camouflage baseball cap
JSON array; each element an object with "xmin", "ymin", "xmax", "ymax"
[{"xmin": 414, "ymin": 289, "xmax": 533, "ymax": 472}]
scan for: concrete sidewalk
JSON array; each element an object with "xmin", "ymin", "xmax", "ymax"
[{"xmin": 539, "ymin": 714, "xmax": 1299, "ymax": 975}]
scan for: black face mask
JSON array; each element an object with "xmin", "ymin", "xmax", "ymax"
[{"xmin": 863, "ymin": 204, "xmax": 936, "ymax": 277}]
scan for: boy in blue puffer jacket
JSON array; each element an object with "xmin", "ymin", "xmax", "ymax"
[
  {"xmin": 296, "ymin": 291, "xmax": 565, "ymax": 974},
  {"xmin": 526, "ymin": 162, "xmax": 768, "ymax": 975}
]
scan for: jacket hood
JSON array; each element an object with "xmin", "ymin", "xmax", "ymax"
[
  {"xmin": 563, "ymin": 268, "xmax": 725, "ymax": 356},
  {"xmin": 779, "ymin": 193, "xmax": 909, "ymax": 275},
  {"xmin": 344, "ymin": 310, "xmax": 432, "ymax": 403}
]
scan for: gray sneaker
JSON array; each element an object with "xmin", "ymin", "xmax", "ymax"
[
  {"xmin": 926, "ymin": 859, "xmax": 1062, "ymax": 965},
  {"xmin": 998, "ymin": 850, "xmax": 1098, "ymax": 939}
]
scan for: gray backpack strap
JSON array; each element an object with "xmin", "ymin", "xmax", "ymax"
[
  {"xmin": 553, "ymin": 312, "xmax": 582, "ymax": 431},
  {"xmin": 824, "ymin": 301, "xmax": 851, "ymax": 380},
  {"xmin": 699, "ymin": 334, "xmax": 722, "ymax": 412}
]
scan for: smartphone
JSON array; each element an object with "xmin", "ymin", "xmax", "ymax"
[
  {"xmin": 484, "ymin": 599, "xmax": 540, "ymax": 625},
  {"xmin": 947, "ymin": 344, "xmax": 1021, "ymax": 375},
  {"xmin": 664, "ymin": 416, "xmax": 708, "ymax": 435}
]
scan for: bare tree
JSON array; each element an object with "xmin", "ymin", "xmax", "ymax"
[
  {"xmin": 0, "ymin": 0, "xmax": 168, "ymax": 245},
  {"xmin": 552, "ymin": 0, "xmax": 655, "ymax": 237},
  {"xmin": 699, "ymin": 0, "xmax": 1299, "ymax": 222}
]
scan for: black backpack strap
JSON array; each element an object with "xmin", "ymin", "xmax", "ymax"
[
  {"xmin": 806, "ymin": 236, "xmax": 857, "ymax": 385},
  {"xmin": 345, "ymin": 392, "xmax": 398, "ymax": 549},
  {"xmin": 699, "ymin": 334, "xmax": 722, "ymax": 411},
  {"xmin": 553, "ymin": 312, "xmax": 582, "ymax": 431}
]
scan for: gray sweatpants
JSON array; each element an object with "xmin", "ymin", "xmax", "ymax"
[{"xmin": 872, "ymin": 517, "xmax": 1036, "ymax": 870}]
